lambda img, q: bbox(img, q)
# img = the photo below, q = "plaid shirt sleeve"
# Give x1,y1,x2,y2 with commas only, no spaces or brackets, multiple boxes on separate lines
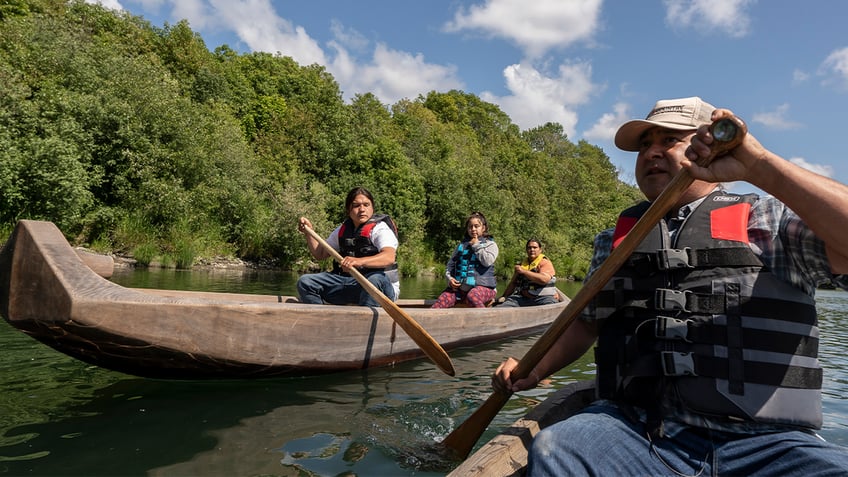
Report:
749,195,846,295
580,228,614,322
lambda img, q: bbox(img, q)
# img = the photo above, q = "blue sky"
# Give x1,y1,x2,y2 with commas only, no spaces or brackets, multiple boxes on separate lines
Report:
87,0,848,193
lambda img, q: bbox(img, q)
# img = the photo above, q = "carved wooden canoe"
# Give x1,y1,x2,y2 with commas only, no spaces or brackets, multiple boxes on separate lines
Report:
447,380,596,477
0,220,571,379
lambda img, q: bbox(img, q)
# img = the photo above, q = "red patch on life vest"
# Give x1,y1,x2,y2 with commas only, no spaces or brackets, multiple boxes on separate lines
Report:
710,203,751,243
338,221,377,239
612,216,638,249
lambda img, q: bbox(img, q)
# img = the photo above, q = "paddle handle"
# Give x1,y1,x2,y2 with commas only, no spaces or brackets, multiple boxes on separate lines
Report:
302,225,456,376
441,115,747,459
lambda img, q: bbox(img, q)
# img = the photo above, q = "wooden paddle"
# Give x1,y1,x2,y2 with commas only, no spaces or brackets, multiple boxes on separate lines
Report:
302,225,456,376
440,115,748,459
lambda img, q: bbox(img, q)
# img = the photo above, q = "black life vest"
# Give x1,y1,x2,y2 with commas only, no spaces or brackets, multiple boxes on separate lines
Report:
594,191,822,429
332,214,399,281
515,254,557,297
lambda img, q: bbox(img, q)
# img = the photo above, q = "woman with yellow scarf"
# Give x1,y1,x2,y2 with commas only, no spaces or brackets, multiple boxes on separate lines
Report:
498,238,560,307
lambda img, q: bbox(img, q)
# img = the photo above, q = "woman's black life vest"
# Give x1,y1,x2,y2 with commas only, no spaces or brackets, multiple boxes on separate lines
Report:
332,214,399,282
593,191,822,430
515,254,557,297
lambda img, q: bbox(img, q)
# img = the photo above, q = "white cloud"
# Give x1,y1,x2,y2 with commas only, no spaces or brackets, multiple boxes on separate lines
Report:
663,0,754,38
790,157,834,178
205,0,326,65
480,60,601,133
325,21,466,102
792,69,810,85
84,0,124,11
583,101,631,143
330,43,464,104
443,0,602,58
170,0,216,29
820,47,848,90
751,103,802,130
329,19,368,53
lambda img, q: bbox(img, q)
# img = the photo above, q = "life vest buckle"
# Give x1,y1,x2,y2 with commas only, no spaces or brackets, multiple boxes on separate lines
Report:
656,248,693,270
661,351,696,376
654,289,691,312
655,316,691,342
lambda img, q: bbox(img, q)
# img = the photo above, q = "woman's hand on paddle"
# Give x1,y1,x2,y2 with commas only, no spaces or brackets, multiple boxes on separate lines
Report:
491,357,538,393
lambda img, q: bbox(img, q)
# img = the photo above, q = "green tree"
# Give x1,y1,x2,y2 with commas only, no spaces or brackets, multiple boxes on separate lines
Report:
0,0,643,280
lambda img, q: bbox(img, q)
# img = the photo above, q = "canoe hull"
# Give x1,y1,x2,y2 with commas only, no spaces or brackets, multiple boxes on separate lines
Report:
1,220,570,379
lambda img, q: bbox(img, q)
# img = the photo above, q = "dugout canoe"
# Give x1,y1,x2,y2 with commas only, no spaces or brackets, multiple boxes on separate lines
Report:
0,220,571,379
447,380,596,477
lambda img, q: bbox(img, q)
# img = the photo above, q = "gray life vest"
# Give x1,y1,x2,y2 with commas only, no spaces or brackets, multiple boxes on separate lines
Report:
450,238,497,289
593,191,822,430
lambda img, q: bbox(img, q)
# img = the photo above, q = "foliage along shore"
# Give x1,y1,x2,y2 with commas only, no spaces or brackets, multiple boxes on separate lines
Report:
0,0,642,280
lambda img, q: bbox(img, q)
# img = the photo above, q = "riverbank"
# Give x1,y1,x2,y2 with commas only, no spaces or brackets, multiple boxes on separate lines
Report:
108,251,444,277
111,252,285,271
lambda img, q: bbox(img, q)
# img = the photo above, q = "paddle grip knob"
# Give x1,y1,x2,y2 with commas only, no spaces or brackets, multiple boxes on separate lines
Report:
699,116,747,167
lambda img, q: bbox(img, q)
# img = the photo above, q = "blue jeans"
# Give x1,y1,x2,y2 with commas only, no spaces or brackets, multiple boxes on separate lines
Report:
296,271,395,307
528,400,848,477
498,294,559,307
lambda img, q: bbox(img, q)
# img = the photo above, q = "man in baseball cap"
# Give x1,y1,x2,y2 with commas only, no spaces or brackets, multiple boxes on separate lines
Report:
492,98,848,476
612,96,720,204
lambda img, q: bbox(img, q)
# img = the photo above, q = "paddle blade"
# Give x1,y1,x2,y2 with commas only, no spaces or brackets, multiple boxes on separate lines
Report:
440,390,512,460
377,293,456,376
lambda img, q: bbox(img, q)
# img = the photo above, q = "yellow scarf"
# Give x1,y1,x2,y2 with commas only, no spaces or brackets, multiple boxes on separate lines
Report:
520,253,545,271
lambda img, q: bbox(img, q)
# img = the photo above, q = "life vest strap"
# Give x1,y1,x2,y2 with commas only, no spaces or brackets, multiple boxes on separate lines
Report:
626,247,761,275
597,289,817,327
626,353,822,389
652,316,818,357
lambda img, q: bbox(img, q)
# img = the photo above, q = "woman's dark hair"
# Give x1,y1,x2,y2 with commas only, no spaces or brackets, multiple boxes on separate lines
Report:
464,211,492,239
526,238,543,250
344,187,375,213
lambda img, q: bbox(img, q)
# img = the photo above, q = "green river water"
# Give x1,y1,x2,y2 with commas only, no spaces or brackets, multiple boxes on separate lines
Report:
1,269,846,476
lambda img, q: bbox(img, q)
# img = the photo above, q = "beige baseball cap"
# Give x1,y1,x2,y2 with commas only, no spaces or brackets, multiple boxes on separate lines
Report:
614,96,716,152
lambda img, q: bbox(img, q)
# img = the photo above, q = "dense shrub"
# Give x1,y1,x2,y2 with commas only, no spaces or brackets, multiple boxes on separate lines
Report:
0,0,641,278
